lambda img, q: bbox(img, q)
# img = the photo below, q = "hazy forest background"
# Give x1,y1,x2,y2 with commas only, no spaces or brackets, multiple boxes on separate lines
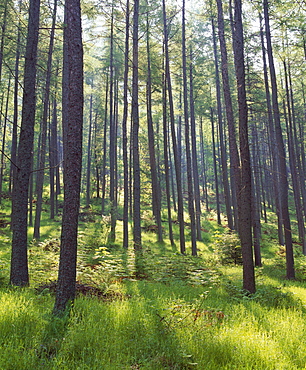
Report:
1,0,306,368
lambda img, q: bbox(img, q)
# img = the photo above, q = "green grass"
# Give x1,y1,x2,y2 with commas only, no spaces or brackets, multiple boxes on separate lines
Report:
1,203,306,369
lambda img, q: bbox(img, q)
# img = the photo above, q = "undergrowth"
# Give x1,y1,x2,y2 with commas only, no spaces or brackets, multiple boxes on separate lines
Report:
0,207,306,369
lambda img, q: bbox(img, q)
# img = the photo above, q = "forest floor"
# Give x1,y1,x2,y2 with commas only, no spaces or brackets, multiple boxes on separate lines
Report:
1,197,306,369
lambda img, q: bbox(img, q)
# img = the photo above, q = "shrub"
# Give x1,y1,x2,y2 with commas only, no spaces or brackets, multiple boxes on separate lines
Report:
213,231,242,265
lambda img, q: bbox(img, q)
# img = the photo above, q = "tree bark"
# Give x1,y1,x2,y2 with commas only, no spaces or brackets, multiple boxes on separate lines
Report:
163,0,185,254
232,0,255,293
263,0,294,279
10,0,40,286
53,0,83,314
132,0,141,250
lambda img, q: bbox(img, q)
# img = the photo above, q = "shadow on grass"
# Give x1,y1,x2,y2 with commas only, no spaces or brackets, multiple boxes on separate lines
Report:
36,308,70,362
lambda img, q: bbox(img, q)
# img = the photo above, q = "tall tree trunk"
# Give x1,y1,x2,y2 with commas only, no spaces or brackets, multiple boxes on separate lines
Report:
211,17,233,230
263,0,295,279
49,96,58,219
10,0,40,286
162,71,175,246
109,6,117,243
216,0,240,231
199,117,209,211
146,6,163,243
9,0,21,195
122,0,130,249
189,46,202,241
211,108,221,225
232,0,255,293
259,13,284,245
182,0,196,255
283,61,306,253
163,0,185,254
101,76,108,215
132,0,141,250
33,0,57,240
86,88,93,208
53,0,83,314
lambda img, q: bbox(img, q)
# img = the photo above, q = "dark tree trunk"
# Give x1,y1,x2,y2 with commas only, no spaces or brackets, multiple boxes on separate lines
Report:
182,0,196,255
232,0,255,293
49,96,58,220
9,3,21,194
101,76,108,215
189,47,202,241
146,7,163,243
263,0,295,280
122,0,130,249
211,17,233,230
33,0,57,240
283,61,306,253
259,13,284,245
211,108,221,225
109,7,117,243
162,71,175,246
163,0,185,254
216,0,240,231
199,117,209,211
132,0,141,250
10,0,40,287
53,0,83,314
86,89,93,208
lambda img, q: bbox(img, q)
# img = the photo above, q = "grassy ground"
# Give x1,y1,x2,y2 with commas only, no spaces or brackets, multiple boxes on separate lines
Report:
1,198,306,369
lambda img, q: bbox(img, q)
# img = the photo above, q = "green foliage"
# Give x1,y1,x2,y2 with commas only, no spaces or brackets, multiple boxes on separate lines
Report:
212,230,242,265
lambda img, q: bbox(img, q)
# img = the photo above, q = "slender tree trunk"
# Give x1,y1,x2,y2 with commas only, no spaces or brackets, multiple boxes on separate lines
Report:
10,0,21,195
49,97,58,219
283,61,306,253
0,79,10,204
132,0,141,250
86,89,93,208
146,7,163,243
53,0,83,314
182,0,196,255
216,0,240,231
189,47,202,241
101,76,108,215
0,0,8,83
162,71,175,246
163,0,185,253
232,0,255,293
211,17,233,230
33,0,57,240
211,108,221,225
200,117,209,211
122,0,130,249
263,0,294,279
259,13,284,245
10,0,40,286
109,6,117,243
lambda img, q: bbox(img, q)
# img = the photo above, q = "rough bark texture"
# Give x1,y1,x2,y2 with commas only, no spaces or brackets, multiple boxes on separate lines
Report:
263,0,295,279
53,0,83,314
232,0,255,293
10,0,40,286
